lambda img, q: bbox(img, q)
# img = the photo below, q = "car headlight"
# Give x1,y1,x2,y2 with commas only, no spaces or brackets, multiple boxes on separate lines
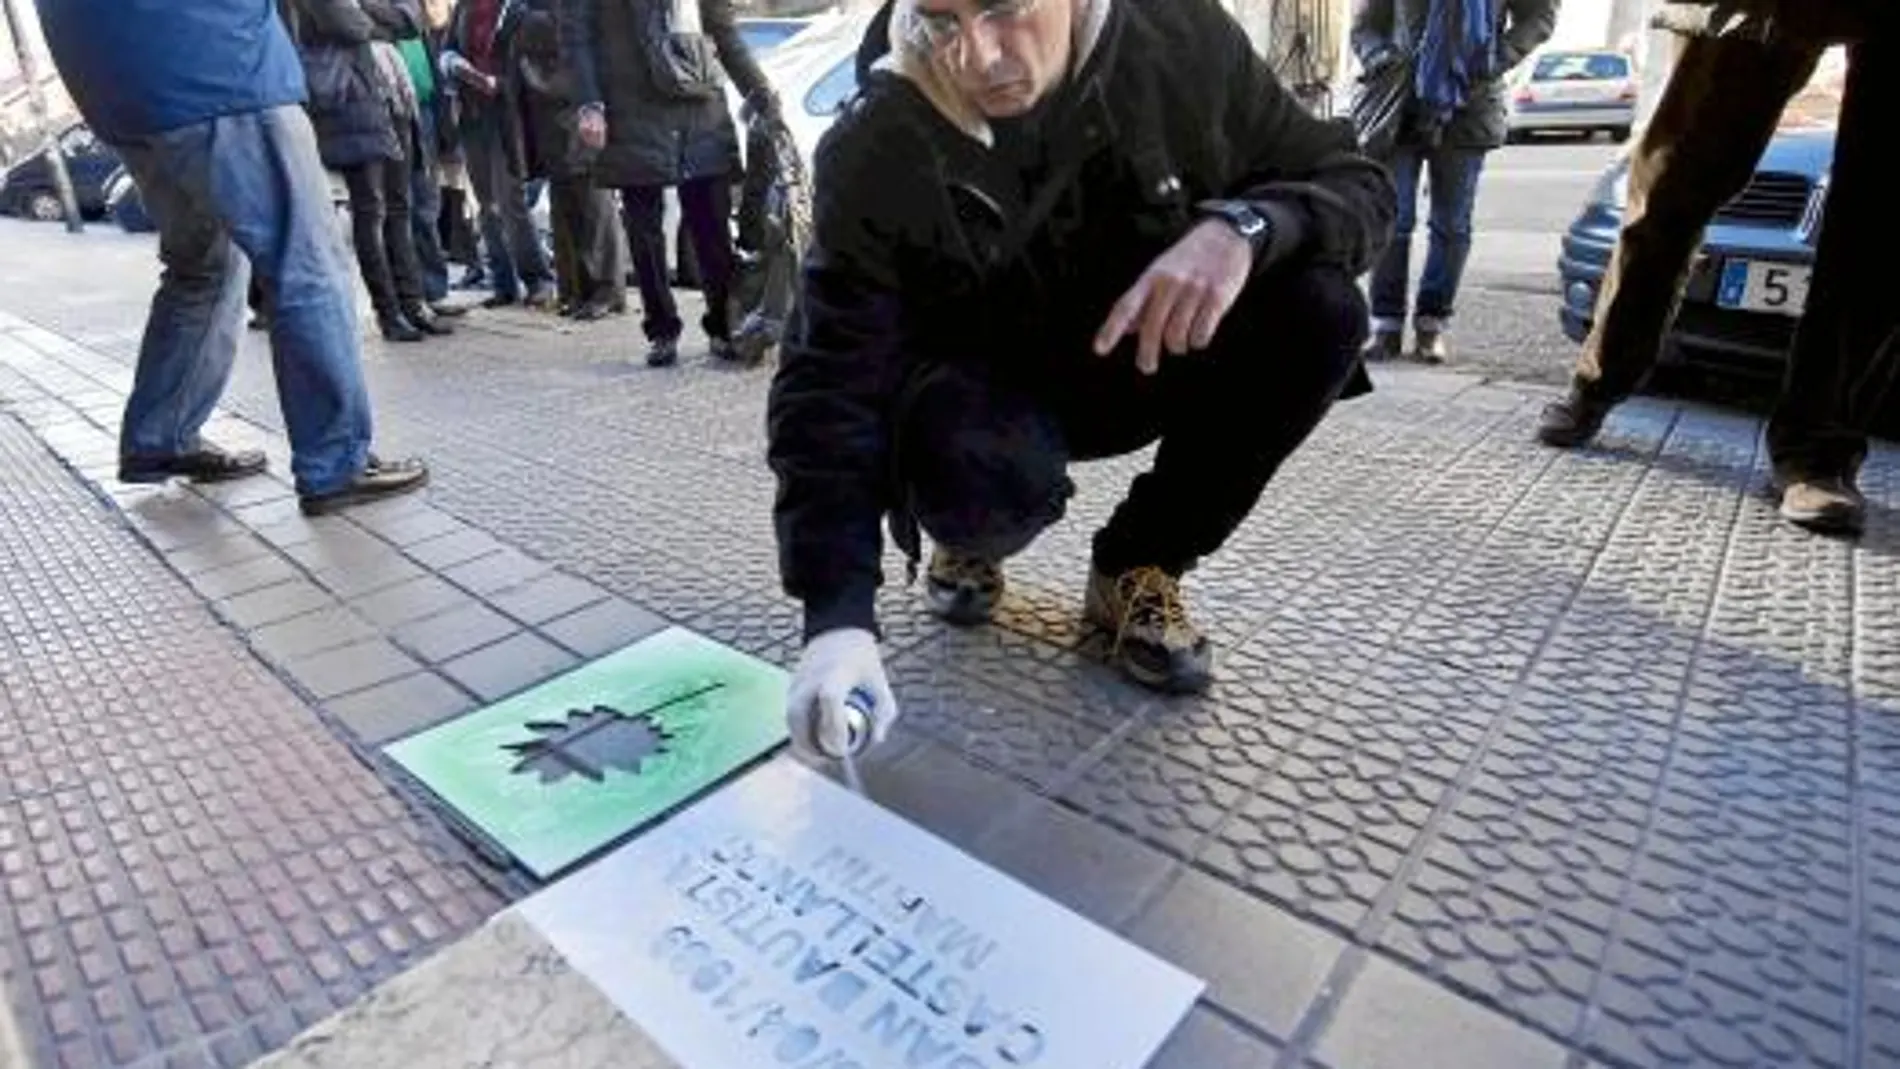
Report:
1589,155,1631,212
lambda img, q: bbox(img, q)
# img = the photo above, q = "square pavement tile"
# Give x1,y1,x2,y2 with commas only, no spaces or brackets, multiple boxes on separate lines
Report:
248,606,379,665
281,639,421,701
842,739,1033,851
970,798,1179,930
1123,867,1347,1041
440,549,553,597
439,632,579,703
391,603,520,664
538,598,668,659
486,572,607,626
308,555,430,601
402,528,507,571
186,555,299,602
1315,954,1567,1069
214,580,336,630
164,533,275,578
324,672,477,745
349,576,471,629
1146,1007,1278,1069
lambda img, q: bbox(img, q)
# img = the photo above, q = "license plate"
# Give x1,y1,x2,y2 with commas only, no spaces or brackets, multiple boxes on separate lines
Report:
1716,259,1811,316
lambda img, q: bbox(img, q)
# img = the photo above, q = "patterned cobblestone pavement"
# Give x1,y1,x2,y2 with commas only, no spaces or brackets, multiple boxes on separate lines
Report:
0,224,1896,1068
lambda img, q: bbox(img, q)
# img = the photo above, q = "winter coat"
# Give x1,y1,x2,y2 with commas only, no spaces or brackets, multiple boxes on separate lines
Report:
35,0,307,142
766,0,1397,639
286,0,418,167
1349,0,1558,152
560,0,773,187
509,6,598,180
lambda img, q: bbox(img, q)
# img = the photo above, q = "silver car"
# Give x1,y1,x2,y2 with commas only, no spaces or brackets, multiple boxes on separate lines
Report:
1506,49,1637,143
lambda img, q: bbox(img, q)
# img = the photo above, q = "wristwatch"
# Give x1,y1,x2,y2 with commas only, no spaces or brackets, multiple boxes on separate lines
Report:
1196,199,1273,258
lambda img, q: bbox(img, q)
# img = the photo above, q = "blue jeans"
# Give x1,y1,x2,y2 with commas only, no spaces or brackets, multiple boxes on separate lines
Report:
1368,145,1487,334
410,108,450,303
112,106,371,496
462,104,551,300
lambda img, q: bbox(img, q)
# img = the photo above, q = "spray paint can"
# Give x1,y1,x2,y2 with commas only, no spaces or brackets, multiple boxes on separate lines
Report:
818,685,876,759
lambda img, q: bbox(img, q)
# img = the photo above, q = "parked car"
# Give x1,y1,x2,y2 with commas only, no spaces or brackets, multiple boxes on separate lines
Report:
0,124,121,221
102,166,155,233
1557,124,1835,378
1507,49,1637,143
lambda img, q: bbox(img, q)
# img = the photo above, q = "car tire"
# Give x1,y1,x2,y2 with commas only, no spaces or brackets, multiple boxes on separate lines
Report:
1610,126,1632,144
26,191,63,222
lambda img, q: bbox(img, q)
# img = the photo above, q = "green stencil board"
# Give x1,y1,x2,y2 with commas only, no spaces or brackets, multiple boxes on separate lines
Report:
384,626,788,878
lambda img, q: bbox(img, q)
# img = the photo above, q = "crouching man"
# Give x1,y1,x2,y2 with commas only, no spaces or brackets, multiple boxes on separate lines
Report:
770,0,1395,754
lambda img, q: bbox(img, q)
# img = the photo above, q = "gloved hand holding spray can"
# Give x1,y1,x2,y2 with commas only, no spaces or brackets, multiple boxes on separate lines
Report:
785,628,898,795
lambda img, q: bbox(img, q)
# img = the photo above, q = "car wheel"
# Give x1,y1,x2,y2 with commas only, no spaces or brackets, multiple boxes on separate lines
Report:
26,191,63,222
1610,126,1632,144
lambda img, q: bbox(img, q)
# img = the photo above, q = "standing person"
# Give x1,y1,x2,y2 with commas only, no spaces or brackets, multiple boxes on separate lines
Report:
1537,1,1896,537
443,0,558,309
769,0,1391,746
1349,0,1556,363
513,4,626,320
32,0,429,515
563,0,779,367
285,0,448,342
398,0,468,315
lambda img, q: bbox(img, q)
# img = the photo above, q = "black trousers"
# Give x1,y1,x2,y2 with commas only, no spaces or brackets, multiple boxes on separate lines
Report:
900,263,1367,575
621,176,735,343
1766,35,1900,482
341,156,426,320
549,176,625,308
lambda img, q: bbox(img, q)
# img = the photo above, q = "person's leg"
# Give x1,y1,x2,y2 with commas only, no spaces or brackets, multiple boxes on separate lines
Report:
342,161,408,334
1541,35,1823,445
549,177,583,311
464,113,523,302
1365,146,1422,356
677,174,738,345
379,148,435,327
110,136,259,479
499,169,553,298
1766,36,1900,534
590,187,629,309
1411,146,1488,362
409,114,451,305
621,184,683,358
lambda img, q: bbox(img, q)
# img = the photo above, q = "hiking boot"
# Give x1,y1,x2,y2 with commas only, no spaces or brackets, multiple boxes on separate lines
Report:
1411,329,1449,365
1363,330,1402,362
1083,565,1214,694
298,455,430,516
120,444,267,485
646,338,680,368
1779,476,1866,537
1536,389,1613,449
925,548,1004,626
378,314,425,343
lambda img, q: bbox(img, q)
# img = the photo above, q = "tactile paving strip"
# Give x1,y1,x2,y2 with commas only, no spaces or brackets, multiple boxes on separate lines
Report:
0,416,504,1069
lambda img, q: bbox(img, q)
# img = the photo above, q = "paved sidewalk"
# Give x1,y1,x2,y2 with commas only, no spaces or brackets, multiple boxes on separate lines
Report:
0,220,1896,1069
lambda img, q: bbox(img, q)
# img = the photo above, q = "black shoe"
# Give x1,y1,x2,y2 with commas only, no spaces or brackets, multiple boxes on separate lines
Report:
556,301,580,318
571,299,615,322
429,302,470,319
1083,566,1214,695
646,338,680,367
1363,330,1402,362
120,444,268,485
298,455,430,516
708,337,741,362
524,284,558,310
1779,476,1867,537
1411,329,1449,365
481,293,521,309
453,270,488,291
247,315,270,332
1536,389,1614,449
925,548,1004,626
404,305,455,336
379,315,425,343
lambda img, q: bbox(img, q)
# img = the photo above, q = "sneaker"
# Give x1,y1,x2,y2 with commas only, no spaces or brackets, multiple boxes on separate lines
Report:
298,455,430,516
524,284,558,310
1363,330,1402,362
646,338,680,368
1536,389,1613,449
1779,476,1866,536
1411,329,1449,365
403,305,455,336
925,548,1004,626
1083,566,1213,694
429,302,470,319
119,444,267,485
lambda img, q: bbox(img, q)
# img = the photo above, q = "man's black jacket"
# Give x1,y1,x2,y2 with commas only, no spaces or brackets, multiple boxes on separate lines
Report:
767,0,1396,641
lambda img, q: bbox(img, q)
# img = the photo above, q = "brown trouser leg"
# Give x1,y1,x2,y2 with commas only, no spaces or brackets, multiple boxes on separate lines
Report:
1571,34,1823,402
1766,35,1900,484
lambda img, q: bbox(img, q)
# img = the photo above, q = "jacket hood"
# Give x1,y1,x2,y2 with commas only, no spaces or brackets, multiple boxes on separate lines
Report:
868,0,1113,148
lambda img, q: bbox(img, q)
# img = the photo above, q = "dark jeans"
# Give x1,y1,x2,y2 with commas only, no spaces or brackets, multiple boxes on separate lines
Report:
341,156,426,321
464,104,551,299
1767,34,1900,482
439,185,481,268
621,176,735,343
409,109,450,303
900,264,1366,575
1368,144,1486,333
550,176,625,308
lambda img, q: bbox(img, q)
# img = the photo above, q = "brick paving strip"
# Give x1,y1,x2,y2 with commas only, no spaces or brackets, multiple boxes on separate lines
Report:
2,288,1897,1069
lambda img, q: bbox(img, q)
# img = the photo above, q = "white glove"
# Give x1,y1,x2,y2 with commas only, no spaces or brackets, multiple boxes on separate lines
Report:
785,628,899,759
